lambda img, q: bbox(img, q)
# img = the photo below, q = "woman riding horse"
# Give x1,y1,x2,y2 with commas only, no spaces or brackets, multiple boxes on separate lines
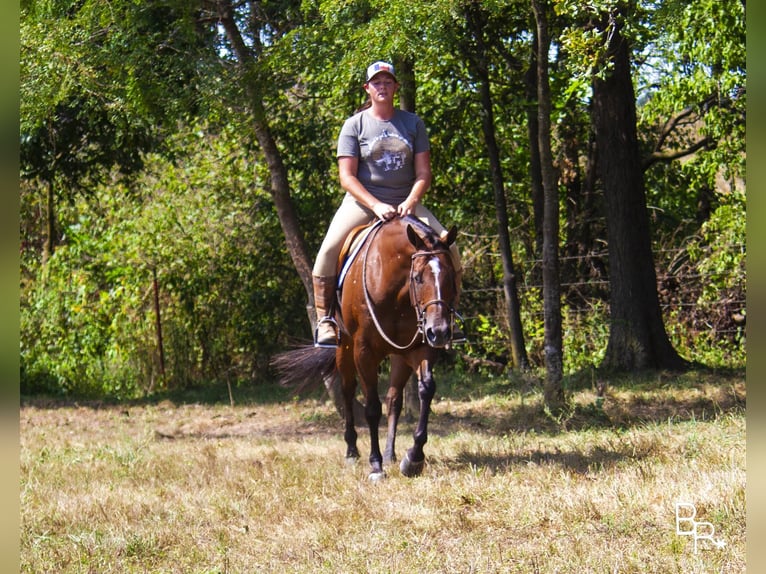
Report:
311,61,464,347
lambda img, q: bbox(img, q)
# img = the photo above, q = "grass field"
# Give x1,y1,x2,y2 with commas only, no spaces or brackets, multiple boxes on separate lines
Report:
20,369,745,573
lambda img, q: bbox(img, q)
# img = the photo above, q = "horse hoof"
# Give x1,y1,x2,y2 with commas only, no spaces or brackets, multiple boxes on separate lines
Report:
368,470,387,482
400,453,425,477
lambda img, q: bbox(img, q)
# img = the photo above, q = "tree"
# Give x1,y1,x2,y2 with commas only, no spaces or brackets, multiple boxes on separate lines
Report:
208,0,369,416
531,0,564,408
589,5,687,371
462,2,530,371
639,0,745,221
20,0,209,262
211,0,314,301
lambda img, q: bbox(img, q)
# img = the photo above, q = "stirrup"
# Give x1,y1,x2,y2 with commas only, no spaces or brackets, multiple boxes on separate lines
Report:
450,312,467,346
314,317,340,348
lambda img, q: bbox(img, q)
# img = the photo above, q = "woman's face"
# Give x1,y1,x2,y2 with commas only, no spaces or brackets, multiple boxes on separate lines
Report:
365,73,398,102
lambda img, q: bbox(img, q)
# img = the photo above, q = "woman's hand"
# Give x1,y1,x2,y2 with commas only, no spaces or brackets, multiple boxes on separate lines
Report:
373,202,397,221
396,198,417,218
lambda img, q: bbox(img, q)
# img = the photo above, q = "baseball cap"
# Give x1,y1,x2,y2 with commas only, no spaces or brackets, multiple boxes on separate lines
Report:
365,61,397,82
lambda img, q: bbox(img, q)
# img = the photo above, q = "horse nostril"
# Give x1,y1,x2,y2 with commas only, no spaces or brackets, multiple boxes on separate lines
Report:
425,325,449,348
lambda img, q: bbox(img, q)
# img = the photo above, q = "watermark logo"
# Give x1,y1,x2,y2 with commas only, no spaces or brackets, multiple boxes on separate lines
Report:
675,502,726,553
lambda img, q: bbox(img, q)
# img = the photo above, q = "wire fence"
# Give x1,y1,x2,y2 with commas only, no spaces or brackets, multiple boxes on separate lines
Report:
460,243,746,338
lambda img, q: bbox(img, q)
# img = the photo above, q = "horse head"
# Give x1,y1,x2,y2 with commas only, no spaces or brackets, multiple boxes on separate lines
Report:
406,221,459,348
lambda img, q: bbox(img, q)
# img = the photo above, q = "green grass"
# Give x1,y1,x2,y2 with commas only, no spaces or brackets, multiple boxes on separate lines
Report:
21,370,745,573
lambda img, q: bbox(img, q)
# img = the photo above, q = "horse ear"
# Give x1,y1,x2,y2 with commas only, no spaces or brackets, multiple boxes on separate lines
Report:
445,225,458,246
407,224,427,250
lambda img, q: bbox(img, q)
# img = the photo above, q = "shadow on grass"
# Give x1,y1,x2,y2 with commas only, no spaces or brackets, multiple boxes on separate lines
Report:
21,367,744,443
20,379,310,411
425,368,745,475
428,366,745,437
443,444,637,475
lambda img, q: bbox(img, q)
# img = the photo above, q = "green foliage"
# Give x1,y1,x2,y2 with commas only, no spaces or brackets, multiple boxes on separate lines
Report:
467,313,510,370
21,218,154,397
463,296,611,378
663,190,746,367
689,192,746,302
21,123,307,397
21,0,211,190
638,0,745,186
20,0,746,397
562,300,609,373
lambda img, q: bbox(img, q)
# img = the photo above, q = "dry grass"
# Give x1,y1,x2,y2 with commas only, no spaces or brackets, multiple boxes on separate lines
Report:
21,372,745,573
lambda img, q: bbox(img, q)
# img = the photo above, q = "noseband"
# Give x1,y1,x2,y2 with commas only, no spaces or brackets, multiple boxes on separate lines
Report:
362,226,456,350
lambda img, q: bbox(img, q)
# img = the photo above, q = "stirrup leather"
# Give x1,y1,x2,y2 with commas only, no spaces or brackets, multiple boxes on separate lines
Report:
314,316,340,348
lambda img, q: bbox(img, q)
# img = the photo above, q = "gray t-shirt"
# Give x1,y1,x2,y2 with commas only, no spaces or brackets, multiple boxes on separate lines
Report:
337,108,430,204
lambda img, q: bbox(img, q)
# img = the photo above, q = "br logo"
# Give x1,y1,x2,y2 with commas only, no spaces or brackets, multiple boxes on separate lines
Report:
675,502,726,553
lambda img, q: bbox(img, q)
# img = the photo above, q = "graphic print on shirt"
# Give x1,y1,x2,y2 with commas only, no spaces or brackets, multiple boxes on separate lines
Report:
369,129,412,172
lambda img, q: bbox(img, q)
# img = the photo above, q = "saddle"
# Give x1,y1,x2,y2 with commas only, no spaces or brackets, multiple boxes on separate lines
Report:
336,220,383,291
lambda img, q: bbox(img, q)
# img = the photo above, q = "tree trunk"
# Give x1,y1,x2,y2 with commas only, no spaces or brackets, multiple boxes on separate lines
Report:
532,0,564,411
43,179,55,265
216,0,313,302
216,0,358,412
591,14,687,372
396,57,416,113
524,53,544,259
466,4,529,371
152,267,166,387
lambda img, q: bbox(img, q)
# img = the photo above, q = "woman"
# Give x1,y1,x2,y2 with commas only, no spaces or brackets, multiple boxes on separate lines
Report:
312,61,463,347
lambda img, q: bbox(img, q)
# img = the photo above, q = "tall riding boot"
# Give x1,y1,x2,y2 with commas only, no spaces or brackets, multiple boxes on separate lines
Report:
313,275,339,348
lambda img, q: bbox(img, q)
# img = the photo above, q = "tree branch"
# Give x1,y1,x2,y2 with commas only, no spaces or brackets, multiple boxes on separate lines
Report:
644,93,728,170
643,136,716,170
653,104,697,152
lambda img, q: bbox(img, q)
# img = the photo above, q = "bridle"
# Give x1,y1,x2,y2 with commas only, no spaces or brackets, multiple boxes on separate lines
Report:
408,249,456,333
362,224,457,350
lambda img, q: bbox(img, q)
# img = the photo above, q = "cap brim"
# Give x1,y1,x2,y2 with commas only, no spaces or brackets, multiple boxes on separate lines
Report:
366,71,397,82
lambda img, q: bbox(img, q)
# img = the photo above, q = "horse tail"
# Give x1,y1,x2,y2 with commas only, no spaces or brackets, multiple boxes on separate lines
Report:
270,344,337,394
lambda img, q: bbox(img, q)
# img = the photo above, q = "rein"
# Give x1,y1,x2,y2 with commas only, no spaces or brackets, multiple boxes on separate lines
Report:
362,223,454,350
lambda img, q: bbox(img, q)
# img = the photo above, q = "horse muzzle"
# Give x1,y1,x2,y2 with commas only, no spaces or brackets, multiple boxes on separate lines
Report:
419,300,454,348
424,322,452,348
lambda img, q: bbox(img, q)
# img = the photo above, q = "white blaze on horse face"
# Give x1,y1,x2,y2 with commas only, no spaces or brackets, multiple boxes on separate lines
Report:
427,259,442,301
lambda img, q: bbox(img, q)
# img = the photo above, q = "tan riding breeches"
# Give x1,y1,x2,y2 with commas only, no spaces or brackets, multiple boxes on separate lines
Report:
312,194,462,277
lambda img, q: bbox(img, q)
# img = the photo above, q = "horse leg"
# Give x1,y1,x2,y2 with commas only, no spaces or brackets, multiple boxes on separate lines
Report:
383,355,412,465
338,349,359,462
356,354,385,480
400,359,436,478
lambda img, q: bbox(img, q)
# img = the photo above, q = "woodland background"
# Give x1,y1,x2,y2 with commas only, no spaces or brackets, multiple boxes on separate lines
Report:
19,0,746,400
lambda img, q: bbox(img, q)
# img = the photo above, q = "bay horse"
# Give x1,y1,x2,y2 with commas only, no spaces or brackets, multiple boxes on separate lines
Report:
273,215,459,480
